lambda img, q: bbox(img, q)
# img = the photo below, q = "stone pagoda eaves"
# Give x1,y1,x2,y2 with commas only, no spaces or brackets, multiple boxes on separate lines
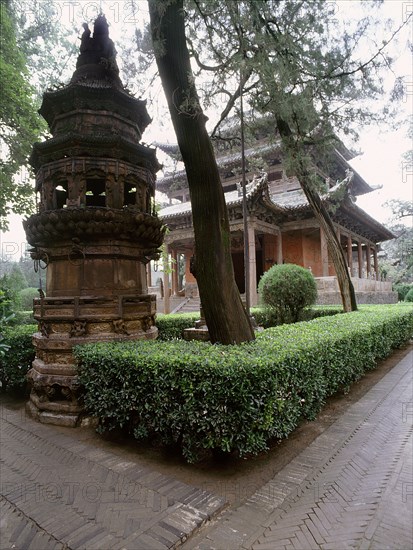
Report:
39,82,152,136
30,132,160,173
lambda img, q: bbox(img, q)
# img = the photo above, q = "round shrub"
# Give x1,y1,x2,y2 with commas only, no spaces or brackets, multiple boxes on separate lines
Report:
258,264,317,323
405,288,413,302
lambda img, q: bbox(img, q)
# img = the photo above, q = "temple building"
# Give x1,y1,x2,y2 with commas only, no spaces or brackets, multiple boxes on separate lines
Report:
155,123,397,310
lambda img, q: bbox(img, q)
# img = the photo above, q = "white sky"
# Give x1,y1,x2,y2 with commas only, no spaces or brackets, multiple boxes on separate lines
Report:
1,0,412,261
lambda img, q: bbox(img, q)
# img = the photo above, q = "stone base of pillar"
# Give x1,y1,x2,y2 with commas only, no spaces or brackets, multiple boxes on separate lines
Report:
26,294,158,427
26,399,81,427
183,327,210,341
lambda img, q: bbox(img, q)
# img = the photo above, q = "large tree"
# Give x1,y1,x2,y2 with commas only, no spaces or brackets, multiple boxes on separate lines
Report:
0,0,76,230
0,1,44,230
148,0,254,343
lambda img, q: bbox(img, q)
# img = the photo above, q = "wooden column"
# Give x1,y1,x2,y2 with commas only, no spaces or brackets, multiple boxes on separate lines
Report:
247,222,258,306
357,241,363,278
163,244,170,314
347,234,353,276
373,246,379,280
366,243,371,278
277,230,283,265
320,227,329,276
171,248,179,296
336,226,341,241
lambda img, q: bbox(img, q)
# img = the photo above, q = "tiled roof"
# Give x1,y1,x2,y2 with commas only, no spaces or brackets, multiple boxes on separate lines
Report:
160,176,267,218
159,176,394,242
157,142,279,188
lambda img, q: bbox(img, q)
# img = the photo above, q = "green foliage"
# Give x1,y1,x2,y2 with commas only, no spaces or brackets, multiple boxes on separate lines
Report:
156,308,341,338
0,1,76,229
75,305,413,463
0,264,29,313
393,283,412,302
0,263,28,292
17,287,38,311
0,324,36,393
0,3,45,228
1,257,46,293
156,312,200,340
380,224,413,284
405,288,413,302
251,305,342,328
258,264,318,323
0,289,13,321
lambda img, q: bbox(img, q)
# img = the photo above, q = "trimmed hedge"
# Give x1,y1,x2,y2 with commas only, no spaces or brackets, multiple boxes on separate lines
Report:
251,305,342,328
393,283,412,302
155,307,342,338
155,312,199,340
405,288,413,302
75,305,413,462
0,324,36,393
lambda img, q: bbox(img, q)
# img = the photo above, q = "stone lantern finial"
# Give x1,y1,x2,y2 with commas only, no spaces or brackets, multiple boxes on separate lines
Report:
74,13,119,81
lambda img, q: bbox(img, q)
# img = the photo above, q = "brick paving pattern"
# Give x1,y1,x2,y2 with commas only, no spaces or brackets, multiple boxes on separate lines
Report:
185,349,413,550
0,406,225,550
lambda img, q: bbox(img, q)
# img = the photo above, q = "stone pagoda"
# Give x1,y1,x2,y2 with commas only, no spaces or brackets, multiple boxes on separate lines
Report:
24,15,165,426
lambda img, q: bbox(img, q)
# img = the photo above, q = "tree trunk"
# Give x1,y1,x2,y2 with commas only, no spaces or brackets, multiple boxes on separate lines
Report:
148,0,254,343
276,118,357,312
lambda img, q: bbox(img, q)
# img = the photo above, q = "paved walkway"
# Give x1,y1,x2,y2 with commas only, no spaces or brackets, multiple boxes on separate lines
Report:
184,349,413,550
0,408,225,549
0,349,412,550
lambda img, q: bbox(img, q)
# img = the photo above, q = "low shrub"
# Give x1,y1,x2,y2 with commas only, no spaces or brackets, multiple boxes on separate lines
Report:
156,312,199,340
0,324,36,393
405,288,413,302
75,305,413,463
258,264,317,323
393,282,412,302
5,310,35,326
251,305,342,328
156,306,340,338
